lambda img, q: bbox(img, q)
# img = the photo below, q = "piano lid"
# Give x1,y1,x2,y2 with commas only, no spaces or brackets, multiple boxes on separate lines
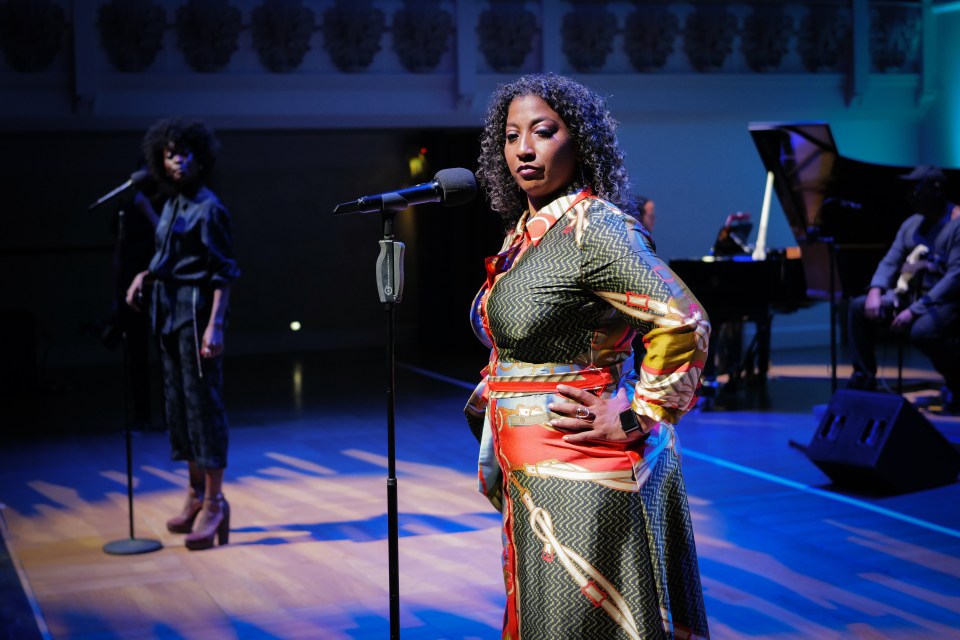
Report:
746,122,960,247
748,122,836,243
748,121,960,299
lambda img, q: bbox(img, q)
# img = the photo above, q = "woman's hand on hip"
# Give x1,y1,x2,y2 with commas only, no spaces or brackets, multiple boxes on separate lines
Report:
549,385,643,443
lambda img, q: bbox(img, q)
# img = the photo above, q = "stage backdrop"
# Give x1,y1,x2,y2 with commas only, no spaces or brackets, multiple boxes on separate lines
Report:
1,0,957,371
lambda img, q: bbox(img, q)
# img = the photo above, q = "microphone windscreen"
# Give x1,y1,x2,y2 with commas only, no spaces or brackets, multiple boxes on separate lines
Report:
435,168,477,207
130,169,150,185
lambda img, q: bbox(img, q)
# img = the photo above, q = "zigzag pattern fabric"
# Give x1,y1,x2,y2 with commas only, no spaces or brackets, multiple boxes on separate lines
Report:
486,198,667,364
506,433,708,639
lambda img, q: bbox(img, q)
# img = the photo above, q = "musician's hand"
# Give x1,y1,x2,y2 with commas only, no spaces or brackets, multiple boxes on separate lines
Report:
864,287,884,321
891,308,915,332
125,270,150,311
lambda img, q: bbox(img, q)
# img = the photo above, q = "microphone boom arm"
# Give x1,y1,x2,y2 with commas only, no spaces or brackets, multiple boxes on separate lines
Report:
88,170,150,212
332,168,476,215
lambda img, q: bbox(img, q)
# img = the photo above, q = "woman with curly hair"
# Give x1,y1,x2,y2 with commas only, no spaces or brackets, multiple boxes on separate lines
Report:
126,117,240,551
464,74,711,639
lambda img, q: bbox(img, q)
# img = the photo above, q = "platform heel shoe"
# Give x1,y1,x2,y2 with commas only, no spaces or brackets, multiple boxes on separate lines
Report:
184,494,230,551
166,485,204,534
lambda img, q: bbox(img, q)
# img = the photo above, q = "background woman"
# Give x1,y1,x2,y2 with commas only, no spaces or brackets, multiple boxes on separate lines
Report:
465,74,711,639
126,118,240,551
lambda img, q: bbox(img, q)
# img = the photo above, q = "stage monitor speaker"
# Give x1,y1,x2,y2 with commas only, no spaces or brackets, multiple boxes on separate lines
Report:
807,389,960,494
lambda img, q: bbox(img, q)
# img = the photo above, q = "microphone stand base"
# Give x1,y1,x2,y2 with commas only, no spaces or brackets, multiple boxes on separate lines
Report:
103,537,163,556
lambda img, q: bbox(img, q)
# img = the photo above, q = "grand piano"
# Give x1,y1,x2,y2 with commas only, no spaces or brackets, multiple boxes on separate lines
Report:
671,121,960,396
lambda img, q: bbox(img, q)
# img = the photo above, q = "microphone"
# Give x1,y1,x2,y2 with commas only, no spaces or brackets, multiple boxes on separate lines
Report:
88,169,150,211
333,167,477,215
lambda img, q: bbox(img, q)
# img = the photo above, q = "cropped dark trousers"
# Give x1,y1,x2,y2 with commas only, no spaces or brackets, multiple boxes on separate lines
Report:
159,325,228,469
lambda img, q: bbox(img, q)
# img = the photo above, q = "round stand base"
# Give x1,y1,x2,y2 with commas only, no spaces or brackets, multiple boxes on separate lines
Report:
103,538,163,555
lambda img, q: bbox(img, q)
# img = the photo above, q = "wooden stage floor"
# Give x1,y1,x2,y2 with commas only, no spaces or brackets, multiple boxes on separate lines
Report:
2,346,959,639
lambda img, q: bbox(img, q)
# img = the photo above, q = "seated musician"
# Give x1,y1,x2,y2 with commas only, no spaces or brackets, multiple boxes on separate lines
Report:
847,165,960,412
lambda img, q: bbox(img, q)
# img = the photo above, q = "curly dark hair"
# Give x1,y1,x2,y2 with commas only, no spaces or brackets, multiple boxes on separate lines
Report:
477,73,637,226
142,117,220,190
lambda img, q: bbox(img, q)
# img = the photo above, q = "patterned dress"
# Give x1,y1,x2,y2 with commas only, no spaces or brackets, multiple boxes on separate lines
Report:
464,185,711,639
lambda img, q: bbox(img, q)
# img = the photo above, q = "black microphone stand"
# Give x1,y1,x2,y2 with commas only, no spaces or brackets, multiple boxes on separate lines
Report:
103,209,162,556
376,209,406,639
334,169,476,638
826,238,838,393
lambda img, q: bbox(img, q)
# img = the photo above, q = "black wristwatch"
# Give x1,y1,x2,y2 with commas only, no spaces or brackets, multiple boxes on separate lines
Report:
619,408,642,435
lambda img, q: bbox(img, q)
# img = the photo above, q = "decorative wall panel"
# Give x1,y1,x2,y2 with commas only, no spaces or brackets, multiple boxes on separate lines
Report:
0,0,934,127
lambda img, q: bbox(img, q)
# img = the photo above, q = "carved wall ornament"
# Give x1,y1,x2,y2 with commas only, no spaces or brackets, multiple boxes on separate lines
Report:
321,0,385,72
97,0,165,73
741,4,792,73
0,0,65,72
561,1,617,73
797,4,851,73
870,5,920,73
392,0,452,73
251,0,315,73
623,3,679,73
176,0,242,73
683,3,737,73
477,0,537,73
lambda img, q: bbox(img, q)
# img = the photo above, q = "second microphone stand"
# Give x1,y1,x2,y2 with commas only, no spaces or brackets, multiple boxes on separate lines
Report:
103,209,162,556
376,210,406,639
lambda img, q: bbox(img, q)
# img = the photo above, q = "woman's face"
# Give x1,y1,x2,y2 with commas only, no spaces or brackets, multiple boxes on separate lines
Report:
163,143,201,185
504,94,578,213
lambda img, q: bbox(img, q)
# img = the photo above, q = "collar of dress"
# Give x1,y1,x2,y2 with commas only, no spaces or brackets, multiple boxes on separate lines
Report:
517,184,595,246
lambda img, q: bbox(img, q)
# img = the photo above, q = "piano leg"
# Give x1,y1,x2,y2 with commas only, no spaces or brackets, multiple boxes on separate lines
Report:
700,316,773,409
718,321,744,392
698,321,744,406
742,315,772,382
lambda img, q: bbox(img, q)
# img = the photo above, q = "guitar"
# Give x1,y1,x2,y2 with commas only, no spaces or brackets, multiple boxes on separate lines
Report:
890,243,929,309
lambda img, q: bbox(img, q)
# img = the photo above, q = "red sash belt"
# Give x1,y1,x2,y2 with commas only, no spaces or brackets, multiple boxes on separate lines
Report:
486,365,617,394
